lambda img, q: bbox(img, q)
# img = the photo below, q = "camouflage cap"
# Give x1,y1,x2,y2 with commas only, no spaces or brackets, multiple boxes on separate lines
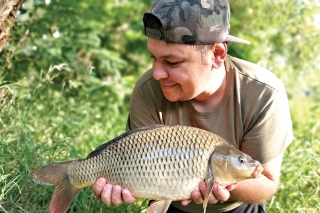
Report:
143,0,250,45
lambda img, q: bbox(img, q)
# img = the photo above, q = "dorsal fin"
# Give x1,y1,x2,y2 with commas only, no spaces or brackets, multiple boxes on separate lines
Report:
87,124,166,158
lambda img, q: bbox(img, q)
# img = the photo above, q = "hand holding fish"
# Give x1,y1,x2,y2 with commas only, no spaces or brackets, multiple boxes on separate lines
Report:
93,178,234,207
181,181,234,206
93,177,136,206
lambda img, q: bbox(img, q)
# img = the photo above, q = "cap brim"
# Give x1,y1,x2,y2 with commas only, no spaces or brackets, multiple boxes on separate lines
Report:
226,35,251,44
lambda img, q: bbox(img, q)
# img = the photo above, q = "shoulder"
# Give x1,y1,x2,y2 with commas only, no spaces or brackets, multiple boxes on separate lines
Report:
135,69,157,88
129,69,166,129
133,69,162,96
131,68,166,109
227,55,285,93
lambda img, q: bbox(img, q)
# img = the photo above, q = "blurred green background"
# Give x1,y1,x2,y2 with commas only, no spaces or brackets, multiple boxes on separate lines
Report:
0,0,319,212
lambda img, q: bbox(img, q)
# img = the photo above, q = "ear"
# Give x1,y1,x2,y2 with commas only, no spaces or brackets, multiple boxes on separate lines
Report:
212,42,227,69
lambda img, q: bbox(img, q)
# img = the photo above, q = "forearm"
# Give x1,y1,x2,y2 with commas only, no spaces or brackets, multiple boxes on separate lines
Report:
230,174,279,203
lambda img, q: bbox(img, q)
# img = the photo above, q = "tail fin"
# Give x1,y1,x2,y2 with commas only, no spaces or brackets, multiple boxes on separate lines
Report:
32,162,80,213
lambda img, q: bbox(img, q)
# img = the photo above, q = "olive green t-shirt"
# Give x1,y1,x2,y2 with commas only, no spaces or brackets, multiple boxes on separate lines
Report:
126,55,294,212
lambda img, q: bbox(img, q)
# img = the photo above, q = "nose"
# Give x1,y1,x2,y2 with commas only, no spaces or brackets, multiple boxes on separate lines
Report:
152,61,168,80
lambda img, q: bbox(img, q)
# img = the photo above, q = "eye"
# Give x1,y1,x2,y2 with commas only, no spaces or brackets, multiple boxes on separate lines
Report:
166,60,180,67
238,156,245,164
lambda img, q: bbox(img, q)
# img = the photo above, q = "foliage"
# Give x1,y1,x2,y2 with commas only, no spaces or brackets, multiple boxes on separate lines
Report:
229,0,320,104
0,0,320,212
1,0,153,82
268,136,320,213
0,64,149,212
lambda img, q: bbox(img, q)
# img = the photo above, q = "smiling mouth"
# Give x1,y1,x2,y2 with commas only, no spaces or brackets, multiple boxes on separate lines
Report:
160,83,177,90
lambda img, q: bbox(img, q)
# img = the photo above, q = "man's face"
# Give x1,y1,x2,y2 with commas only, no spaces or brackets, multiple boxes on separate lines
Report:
147,38,216,102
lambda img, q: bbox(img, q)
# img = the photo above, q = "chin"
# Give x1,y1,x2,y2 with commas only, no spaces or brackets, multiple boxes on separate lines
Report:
165,97,180,102
163,94,179,102
164,94,191,102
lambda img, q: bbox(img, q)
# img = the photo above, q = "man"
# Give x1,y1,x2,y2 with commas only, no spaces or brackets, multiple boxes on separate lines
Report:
93,0,293,212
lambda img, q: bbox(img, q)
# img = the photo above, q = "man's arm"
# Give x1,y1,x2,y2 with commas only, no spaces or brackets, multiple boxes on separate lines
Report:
184,152,283,205
229,153,283,203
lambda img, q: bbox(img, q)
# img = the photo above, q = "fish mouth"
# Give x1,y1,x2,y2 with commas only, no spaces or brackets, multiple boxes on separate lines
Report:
251,164,264,178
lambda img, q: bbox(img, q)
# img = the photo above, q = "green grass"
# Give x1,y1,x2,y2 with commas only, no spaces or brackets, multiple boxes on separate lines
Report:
267,137,320,213
0,66,145,213
0,65,319,213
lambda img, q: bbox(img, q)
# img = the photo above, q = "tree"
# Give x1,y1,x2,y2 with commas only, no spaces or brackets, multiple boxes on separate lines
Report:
0,0,24,51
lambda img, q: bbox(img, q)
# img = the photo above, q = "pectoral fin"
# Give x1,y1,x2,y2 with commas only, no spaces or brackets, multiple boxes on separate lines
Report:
203,178,215,213
147,200,172,213
203,162,216,213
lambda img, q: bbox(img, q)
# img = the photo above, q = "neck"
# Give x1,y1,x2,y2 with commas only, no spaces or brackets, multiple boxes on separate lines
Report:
191,64,227,112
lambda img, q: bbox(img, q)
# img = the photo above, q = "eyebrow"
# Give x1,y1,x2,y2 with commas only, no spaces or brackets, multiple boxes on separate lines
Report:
148,51,182,59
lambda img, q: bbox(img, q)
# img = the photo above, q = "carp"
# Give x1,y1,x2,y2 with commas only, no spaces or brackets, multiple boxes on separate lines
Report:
32,125,263,213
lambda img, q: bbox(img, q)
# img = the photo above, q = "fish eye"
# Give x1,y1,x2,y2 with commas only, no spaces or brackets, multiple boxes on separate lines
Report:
238,156,245,164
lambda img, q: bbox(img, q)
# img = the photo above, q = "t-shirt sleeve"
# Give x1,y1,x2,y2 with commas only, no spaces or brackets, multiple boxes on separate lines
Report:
241,86,294,164
126,76,165,131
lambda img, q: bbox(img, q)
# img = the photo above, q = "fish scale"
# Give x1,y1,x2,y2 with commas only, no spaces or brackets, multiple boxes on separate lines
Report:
32,125,263,213
70,126,214,200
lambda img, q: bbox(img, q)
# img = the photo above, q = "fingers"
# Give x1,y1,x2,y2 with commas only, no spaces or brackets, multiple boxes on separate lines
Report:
110,185,123,206
225,184,235,191
99,183,112,205
122,188,137,203
181,199,192,206
198,181,218,205
92,177,136,206
211,183,232,203
186,182,233,206
191,189,204,204
93,177,107,198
